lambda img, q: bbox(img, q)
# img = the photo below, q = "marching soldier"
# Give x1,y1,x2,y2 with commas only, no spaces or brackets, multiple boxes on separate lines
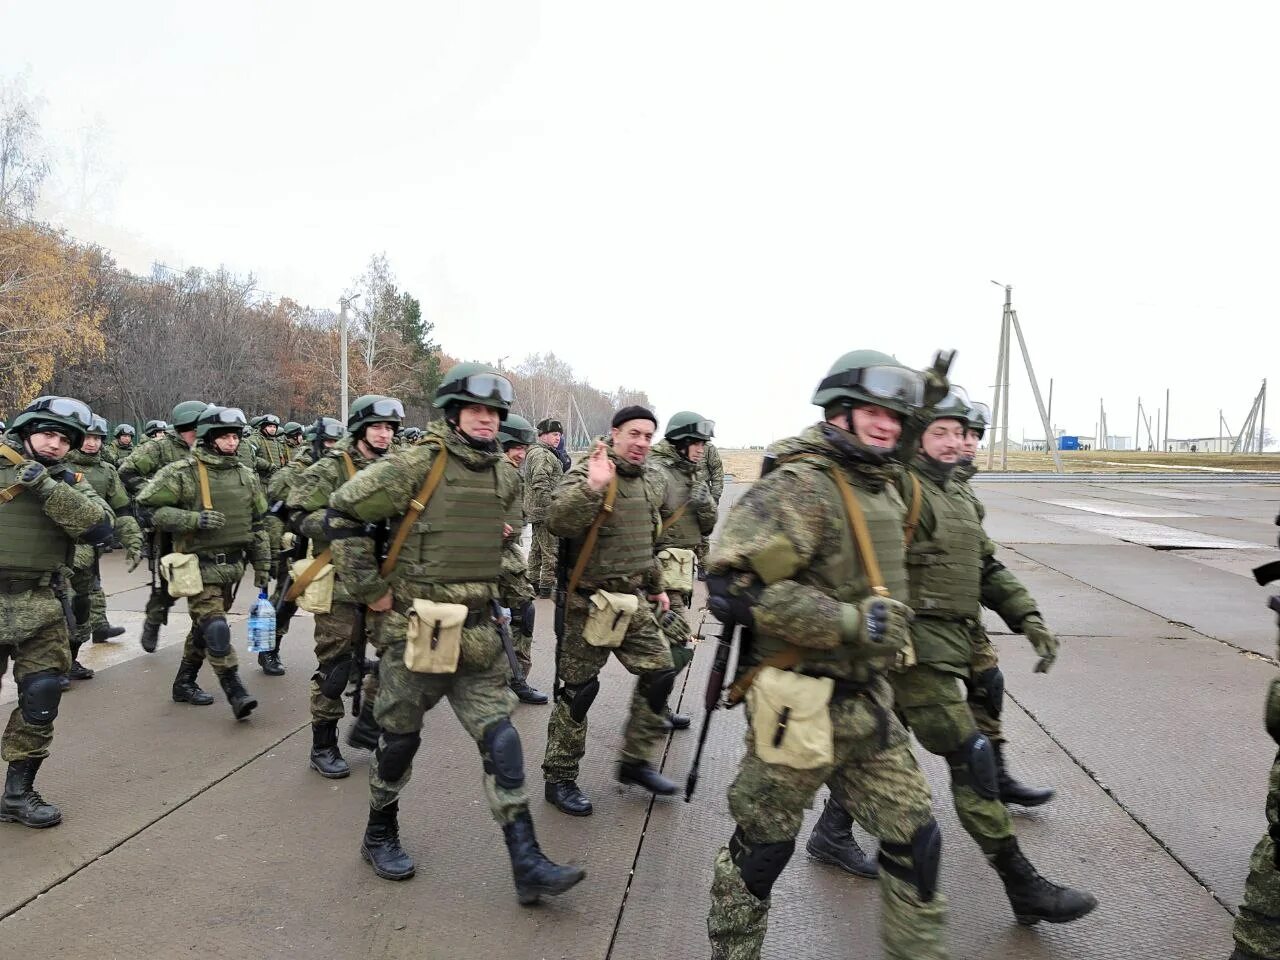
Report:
137,405,270,720
542,406,680,816
0,396,114,829
325,364,583,904
496,414,547,705
524,417,565,598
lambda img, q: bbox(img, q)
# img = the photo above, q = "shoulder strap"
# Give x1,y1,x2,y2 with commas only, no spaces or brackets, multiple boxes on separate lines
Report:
903,472,922,546
194,459,214,510
0,444,25,504
380,442,448,578
659,501,689,535
0,444,23,467
829,469,889,598
566,477,618,596
285,548,333,601
726,646,803,706
340,451,357,480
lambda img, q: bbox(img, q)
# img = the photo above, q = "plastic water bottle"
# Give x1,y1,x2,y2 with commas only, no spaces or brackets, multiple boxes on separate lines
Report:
247,589,276,654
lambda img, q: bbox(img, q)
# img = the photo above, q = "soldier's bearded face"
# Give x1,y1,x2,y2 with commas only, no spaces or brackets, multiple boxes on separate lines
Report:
506,445,527,467
922,419,964,463
458,404,499,441
28,430,71,460
960,430,981,461
849,405,902,450
81,435,103,454
611,420,654,464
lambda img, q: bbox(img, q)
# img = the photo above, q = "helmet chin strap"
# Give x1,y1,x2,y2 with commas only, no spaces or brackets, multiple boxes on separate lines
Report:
23,432,65,467
445,408,498,452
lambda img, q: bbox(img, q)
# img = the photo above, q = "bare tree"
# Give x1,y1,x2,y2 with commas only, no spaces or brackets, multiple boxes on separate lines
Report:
0,72,50,216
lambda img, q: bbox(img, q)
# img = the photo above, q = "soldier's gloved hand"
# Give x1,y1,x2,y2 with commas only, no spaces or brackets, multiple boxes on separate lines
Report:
253,565,271,589
849,595,913,651
1021,613,1058,673
196,509,225,530
17,460,57,497
126,543,143,572
922,350,955,408
1265,678,1280,746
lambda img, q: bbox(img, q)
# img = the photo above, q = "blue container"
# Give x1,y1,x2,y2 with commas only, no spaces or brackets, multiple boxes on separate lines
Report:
1057,436,1081,451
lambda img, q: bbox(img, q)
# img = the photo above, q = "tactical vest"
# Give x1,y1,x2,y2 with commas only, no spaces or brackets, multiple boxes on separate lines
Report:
257,432,289,468
0,459,75,574
905,470,983,620
658,461,702,548
188,462,256,554
587,470,655,581
77,458,113,500
399,454,503,584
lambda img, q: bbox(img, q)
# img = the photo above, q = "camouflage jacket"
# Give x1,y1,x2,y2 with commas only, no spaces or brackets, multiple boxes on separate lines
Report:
286,437,375,605
522,441,564,523
498,456,533,601
106,439,136,466
65,449,143,554
699,441,725,502
118,429,193,498
266,446,319,506
254,429,291,481
649,440,717,550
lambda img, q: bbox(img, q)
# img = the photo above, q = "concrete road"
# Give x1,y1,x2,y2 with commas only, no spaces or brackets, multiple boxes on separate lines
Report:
0,474,1275,959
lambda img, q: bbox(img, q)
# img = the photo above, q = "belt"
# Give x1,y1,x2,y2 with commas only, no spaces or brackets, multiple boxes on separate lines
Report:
197,551,243,566
0,575,52,594
464,608,488,629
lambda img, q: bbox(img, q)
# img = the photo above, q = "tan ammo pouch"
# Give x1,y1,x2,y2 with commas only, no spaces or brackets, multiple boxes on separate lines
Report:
657,547,696,594
404,600,468,673
583,590,639,648
160,552,204,598
746,666,834,770
289,557,335,614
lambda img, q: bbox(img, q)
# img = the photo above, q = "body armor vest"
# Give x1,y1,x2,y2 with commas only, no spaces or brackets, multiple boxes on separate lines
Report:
586,470,655,581
0,455,75,574
905,469,983,620
188,462,255,554
76,458,113,499
400,454,503,584
658,462,702,549
257,432,289,468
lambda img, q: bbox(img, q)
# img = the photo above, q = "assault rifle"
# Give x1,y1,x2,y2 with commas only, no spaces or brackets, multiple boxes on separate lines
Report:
273,527,309,638
685,601,740,802
493,599,526,686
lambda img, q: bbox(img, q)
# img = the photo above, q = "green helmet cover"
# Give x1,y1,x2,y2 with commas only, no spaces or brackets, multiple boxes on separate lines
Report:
434,362,513,416
85,415,109,438
10,396,94,447
144,419,168,435
965,399,991,437
282,421,303,437
347,395,404,434
811,350,925,417
113,423,135,438
665,410,715,442
170,400,208,429
929,385,971,425
498,413,536,448
194,404,248,441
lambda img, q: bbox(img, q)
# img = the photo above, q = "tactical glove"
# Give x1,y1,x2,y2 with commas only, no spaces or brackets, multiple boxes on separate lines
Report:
17,461,58,497
253,566,271,589
922,350,955,408
845,594,913,653
196,510,226,530
126,544,143,573
1021,613,1058,673
1266,678,1280,745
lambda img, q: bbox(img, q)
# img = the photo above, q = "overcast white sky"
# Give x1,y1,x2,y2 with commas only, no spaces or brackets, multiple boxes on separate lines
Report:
4,2,1277,447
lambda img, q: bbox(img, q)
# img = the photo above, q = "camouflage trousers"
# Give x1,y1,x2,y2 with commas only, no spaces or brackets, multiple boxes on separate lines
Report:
500,568,537,679
310,601,381,724
526,524,558,591
665,590,696,673
0,585,72,762
542,592,675,784
966,623,1002,744
144,583,178,628
68,561,110,653
1234,689,1280,958
180,581,240,676
708,677,948,960
891,664,1015,855
370,644,526,825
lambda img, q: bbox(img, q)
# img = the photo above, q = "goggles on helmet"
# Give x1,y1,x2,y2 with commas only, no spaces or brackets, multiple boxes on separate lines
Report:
443,374,514,405
27,396,94,428
815,366,925,408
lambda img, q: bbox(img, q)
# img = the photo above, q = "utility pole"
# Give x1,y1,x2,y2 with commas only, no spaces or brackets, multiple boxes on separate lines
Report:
338,293,361,425
986,282,1062,473
1155,409,1160,453
1260,378,1267,453
1164,387,1170,451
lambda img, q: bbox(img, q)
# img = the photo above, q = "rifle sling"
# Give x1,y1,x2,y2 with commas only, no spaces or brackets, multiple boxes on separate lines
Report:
380,442,447,578
283,453,357,602
659,501,689,535
566,476,618,596
903,472,922,547
0,444,26,503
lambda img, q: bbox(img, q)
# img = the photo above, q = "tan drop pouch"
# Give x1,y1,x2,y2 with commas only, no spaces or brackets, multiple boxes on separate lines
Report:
289,557,335,615
583,590,640,648
404,600,468,673
160,552,204,598
746,666,834,770
657,547,696,594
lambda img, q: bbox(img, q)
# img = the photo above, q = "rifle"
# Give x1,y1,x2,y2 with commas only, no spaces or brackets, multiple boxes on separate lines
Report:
552,536,570,701
685,604,738,802
273,530,309,638
493,599,526,685
54,575,77,637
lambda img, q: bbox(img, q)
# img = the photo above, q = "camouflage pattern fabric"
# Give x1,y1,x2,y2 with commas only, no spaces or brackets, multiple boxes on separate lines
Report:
309,601,370,723
117,430,192,498
179,582,240,675
0,587,72,762
967,623,1002,743
526,523,558,591
700,441,725,503
523,441,564,590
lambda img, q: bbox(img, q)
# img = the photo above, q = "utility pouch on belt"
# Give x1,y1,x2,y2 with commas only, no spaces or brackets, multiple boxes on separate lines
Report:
289,556,335,614
746,665,834,769
657,547,696,594
160,552,204,598
404,599,468,673
583,590,639,648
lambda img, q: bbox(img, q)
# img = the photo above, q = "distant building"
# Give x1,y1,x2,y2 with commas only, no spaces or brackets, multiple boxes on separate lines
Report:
1167,435,1236,453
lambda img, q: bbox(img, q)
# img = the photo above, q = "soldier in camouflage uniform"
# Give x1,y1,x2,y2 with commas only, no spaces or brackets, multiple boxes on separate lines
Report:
524,417,565,598
880,387,1095,926
288,397,402,778
0,396,114,829
106,423,136,466
399,426,423,445
251,414,290,671
542,406,681,816
704,351,948,960
326,364,584,904
650,411,719,729
694,437,725,578
138,405,270,720
282,421,304,450
119,400,207,653
64,416,144,677
496,414,547,705
143,420,167,442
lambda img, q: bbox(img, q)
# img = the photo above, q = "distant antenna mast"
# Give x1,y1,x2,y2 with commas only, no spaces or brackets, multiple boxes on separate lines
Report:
1232,379,1268,453
985,283,1063,473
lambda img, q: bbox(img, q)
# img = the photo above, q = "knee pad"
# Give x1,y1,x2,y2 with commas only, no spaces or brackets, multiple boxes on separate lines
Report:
201,617,232,656
965,666,1004,720
19,670,63,726
728,826,794,902
480,718,525,789
71,594,92,626
515,600,535,638
376,730,421,783
561,677,600,723
315,656,352,700
879,819,942,902
948,732,999,799
638,667,679,714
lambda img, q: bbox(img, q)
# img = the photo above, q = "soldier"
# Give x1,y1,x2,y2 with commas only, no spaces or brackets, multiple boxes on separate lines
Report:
399,426,423,445
703,351,948,960
282,421,304,450
541,406,680,816
650,411,719,729
252,415,291,479
694,434,725,580
64,416,144,675
524,417,566,598
107,423,136,465
496,413,547,705
137,405,270,720
325,364,584,904
880,386,1095,925
0,396,114,829
120,400,207,653
287,397,402,778
144,420,168,442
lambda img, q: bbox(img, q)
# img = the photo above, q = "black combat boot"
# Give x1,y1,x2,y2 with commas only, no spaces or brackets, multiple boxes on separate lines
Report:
361,802,416,880
56,675,71,692
990,838,1098,925
67,659,95,681
545,780,593,816
140,621,161,653
537,584,553,599
617,759,677,796
510,678,549,705
309,721,350,779
502,810,586,904
257,648,285,676
0,759,63,828
172,659,215,705
1231,946,1269,960
217,668,258,720
994,741,1055,807
347,702,381,750
92,623,126,643
805,797,878,879
662,708,691,731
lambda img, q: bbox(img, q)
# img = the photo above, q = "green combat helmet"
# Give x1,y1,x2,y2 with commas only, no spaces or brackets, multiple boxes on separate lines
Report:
665,411,715,443
928,385,971,425
252,414,281,430
170,400,208,430
194,404,248,442
144,419,168,437
11,396,94,448
965,399,991,439
811,350,925,418
282,421,303,438
498,413,536,449
400,426,424,443
347,395,404,434
113,423,136,440
85,415,109,439
434,362,513,419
